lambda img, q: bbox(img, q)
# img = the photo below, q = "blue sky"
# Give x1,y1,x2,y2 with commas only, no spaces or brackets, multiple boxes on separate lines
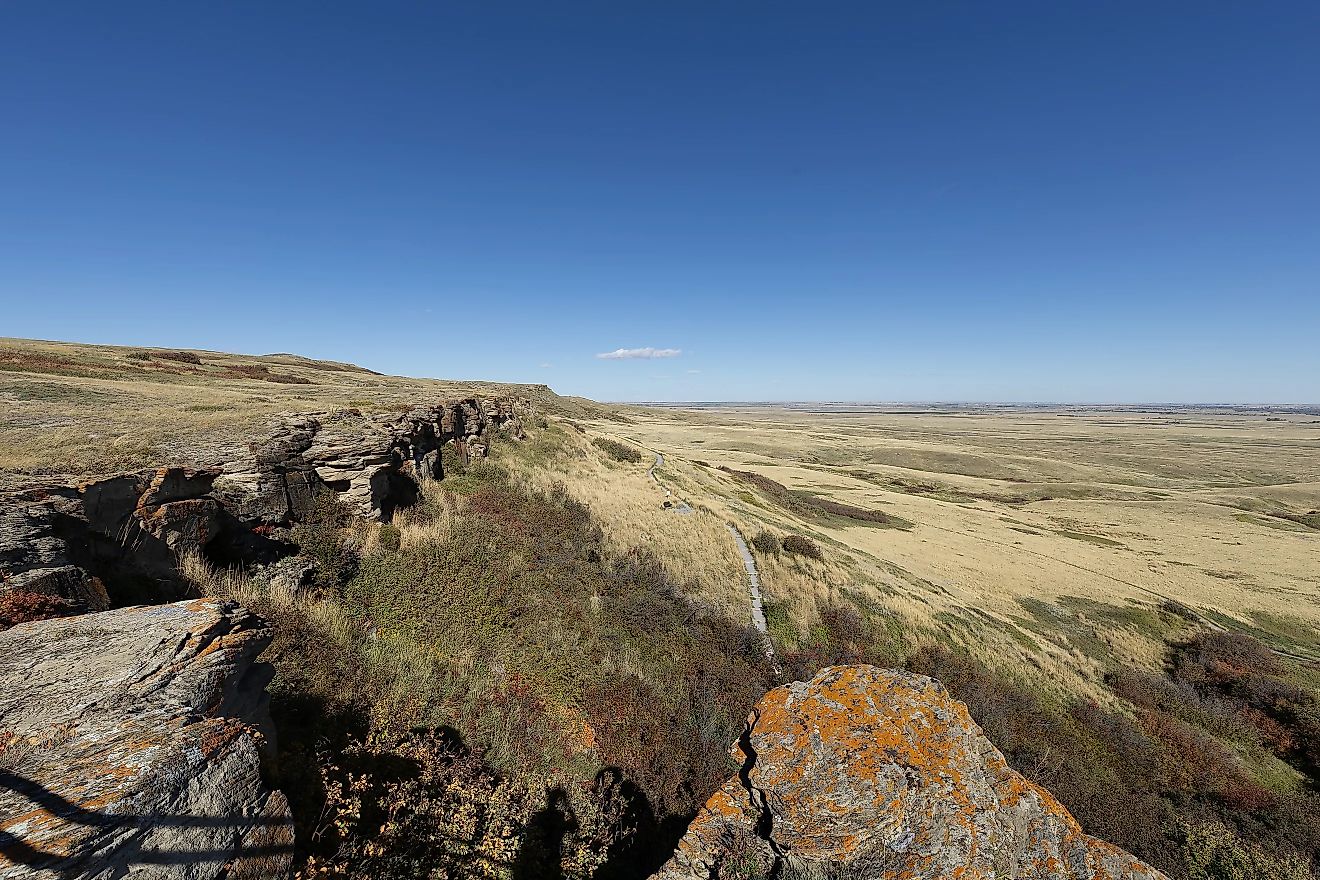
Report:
1,2,1317,402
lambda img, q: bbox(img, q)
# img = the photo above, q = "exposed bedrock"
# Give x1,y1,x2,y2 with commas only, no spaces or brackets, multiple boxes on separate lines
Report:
0,397,527,609
655,665,1169,880
0,599,293,879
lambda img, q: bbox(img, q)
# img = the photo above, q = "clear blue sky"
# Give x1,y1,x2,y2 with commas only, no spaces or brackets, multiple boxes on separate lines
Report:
2,2,1317,402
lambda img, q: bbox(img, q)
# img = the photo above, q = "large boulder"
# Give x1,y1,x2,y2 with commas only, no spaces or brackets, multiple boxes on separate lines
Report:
0,599,293,879
656,665,1168,880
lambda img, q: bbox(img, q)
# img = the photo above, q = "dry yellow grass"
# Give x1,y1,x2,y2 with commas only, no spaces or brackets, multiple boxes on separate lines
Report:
501,423,750,621
588,404,1320,697
0,336,595,479
12,338,1315,700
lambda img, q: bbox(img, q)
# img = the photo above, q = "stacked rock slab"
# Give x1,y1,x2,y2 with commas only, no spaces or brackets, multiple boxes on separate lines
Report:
655,665,1169,880
0,488,111,610
0,398,526,609
0,599,293,879
211,398,524,522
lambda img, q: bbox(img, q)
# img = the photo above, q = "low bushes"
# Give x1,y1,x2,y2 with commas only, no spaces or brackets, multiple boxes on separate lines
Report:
591,437,643,464
228,363,312,384
781,535,822,559
782,602,1320,880
720,467,910,528
298,729,629,879
232,437,771,877
0,589,79,630
750,530,780,555
156,350,202,364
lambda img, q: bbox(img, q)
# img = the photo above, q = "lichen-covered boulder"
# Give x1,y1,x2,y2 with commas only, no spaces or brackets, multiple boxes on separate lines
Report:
656,665,1168,880
0,599,293,879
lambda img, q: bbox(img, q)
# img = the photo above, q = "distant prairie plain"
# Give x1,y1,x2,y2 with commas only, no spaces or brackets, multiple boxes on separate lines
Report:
601,403,1320,672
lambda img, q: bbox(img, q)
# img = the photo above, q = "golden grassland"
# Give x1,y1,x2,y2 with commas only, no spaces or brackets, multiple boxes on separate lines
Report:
5,336,1316,696
589,403,1320,698
500,424,750,620
7,340,1320,878
0,336,600,479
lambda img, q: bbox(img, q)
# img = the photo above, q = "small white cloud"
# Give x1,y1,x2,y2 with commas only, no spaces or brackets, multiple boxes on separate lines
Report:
595,347,682,360
686,369,701,374
539,362,552,368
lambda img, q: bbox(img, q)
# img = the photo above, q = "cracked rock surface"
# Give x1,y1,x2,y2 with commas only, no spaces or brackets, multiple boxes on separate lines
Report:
0,599,293,879
654,665,1169,880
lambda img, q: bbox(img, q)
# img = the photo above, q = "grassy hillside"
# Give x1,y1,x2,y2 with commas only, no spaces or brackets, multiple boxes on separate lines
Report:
600,404,1320,879
0,336,604,479
4,339,1317,879
184,423,773,877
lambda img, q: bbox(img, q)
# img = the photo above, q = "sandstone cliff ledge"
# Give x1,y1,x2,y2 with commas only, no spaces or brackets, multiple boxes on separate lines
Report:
0,397,526,611
656,665,1168,880
0,600,292,879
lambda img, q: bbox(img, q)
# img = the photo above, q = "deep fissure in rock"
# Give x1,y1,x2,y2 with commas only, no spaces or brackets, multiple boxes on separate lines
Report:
735,708,786,878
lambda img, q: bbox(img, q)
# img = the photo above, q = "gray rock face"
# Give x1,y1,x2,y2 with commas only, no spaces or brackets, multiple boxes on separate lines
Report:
214,398,524,522
655,665,1169,880
0,397,527,609
0,489,110,611
0,599,293,879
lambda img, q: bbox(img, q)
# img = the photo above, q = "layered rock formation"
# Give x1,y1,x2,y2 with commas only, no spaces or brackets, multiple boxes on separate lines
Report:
0,398,526,610
0,490,112,611
656,665,1168,880
0,599,293,879
213,397,523,524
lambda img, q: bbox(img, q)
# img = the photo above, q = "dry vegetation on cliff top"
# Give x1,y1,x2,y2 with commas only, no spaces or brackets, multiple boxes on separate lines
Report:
183,429,773,877
0,336,604,479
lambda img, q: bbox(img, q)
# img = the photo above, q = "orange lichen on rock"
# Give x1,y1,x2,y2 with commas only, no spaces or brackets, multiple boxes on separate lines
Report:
0,599,292,879
654,665,1169,880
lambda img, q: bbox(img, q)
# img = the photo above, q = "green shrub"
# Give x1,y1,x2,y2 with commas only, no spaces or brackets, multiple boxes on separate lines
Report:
1179,820,1313,880
377,524,401,553
781,535,822,559
750,531,780,555
592,437,643,464
156,350,202,364
291,492,358,591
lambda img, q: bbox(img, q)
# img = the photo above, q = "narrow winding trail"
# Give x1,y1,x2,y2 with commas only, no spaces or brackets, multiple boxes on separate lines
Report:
726,523,769,635
649,453,693,513
647,449,779,668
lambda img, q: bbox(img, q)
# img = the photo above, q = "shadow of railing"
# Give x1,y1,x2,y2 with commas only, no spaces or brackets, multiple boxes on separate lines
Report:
0,769,293,869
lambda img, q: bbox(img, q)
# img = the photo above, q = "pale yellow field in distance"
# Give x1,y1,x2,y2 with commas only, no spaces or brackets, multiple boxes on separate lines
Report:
596,403,1320,676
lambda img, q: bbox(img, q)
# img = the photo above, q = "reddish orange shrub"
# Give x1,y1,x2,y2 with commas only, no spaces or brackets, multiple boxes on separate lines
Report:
0,590,78,630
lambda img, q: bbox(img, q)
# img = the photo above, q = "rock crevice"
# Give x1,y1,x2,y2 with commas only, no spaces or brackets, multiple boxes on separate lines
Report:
656,665,1169,880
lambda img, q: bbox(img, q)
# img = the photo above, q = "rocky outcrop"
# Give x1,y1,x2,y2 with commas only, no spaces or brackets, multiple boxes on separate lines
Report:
0,398,527,609
213,398,524,523
0,490,111,611
0,599,293,879
656,665,1168,880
